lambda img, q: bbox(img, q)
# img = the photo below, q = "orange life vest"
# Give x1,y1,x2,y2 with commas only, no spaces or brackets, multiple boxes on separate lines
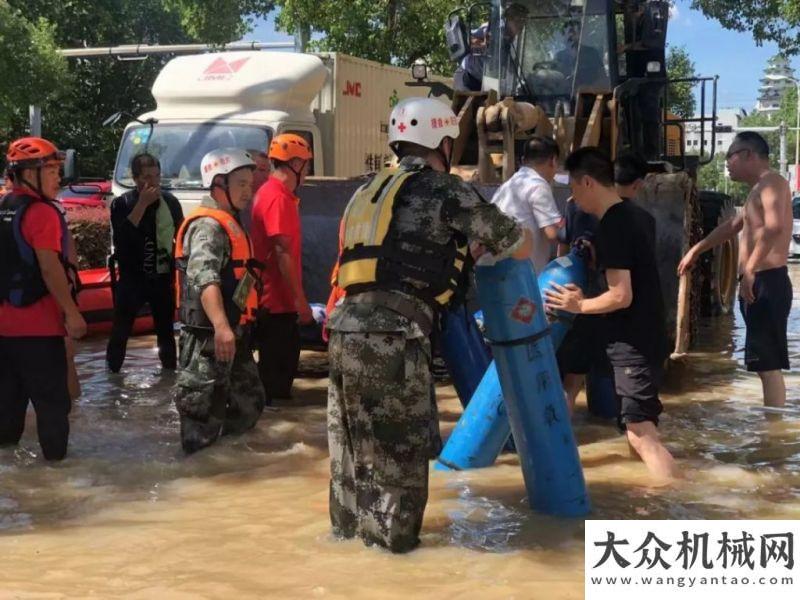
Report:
174,206,260,330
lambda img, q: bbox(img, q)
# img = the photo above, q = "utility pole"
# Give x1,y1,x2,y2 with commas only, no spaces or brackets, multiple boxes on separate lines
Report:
294,25,310,53
780,120,788,180
28,105,42,137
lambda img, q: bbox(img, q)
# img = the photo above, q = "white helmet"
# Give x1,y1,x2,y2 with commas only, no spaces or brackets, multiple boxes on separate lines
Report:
201,148,256,189
388,97,460,152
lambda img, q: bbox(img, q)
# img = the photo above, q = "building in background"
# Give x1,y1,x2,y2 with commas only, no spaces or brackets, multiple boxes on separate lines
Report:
756,55,795,116
684,107,747,156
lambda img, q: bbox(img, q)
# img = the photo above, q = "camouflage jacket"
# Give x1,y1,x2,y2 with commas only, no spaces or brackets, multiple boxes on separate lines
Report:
182,195,233,299
328,156,524,336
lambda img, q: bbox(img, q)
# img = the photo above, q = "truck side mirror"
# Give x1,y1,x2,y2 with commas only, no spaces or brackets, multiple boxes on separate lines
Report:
445,14,469,62
641,0,669,50
62,149,78,185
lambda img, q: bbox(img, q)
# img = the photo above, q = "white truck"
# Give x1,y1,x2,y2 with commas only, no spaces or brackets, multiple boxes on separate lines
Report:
110,50,452,304
111,50,450,210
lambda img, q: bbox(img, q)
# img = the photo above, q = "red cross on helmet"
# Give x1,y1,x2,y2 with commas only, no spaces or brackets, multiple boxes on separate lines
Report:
388,98,460,153
200,148,256,188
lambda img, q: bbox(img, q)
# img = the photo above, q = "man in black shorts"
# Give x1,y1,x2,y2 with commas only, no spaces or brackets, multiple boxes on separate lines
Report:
556,154,648,414
679,132,793,407
546,147,675,481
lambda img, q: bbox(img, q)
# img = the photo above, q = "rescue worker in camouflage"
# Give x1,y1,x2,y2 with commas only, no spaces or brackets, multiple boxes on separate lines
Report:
173,148,265,454
327,97,533,553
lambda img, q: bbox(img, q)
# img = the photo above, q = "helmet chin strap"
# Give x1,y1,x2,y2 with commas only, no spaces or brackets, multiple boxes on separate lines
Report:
18,169,49,200
211,177,239,216
286,160,306,192
437,140,453,173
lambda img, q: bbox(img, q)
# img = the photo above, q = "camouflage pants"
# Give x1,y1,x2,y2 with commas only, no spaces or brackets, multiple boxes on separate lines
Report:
327,330,440,553
175,329,265,454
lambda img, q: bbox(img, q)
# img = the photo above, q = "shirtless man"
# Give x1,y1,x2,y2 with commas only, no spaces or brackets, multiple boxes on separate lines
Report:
678,132,793,407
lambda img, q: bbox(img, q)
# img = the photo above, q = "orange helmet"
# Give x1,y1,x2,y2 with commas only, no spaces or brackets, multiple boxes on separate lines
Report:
268,134,313,162
6,137,65,170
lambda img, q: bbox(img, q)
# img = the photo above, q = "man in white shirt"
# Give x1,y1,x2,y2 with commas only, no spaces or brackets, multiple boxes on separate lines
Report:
491,136,563,273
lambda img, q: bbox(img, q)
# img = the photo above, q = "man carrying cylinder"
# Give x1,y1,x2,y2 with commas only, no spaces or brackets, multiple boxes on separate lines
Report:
327,97,531,553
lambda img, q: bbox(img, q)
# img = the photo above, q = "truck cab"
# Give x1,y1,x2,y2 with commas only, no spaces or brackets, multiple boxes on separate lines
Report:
111,52,327,214
111,51,453,217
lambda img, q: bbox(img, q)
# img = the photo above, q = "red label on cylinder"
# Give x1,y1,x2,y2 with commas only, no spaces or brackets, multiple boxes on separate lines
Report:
510,297,537,324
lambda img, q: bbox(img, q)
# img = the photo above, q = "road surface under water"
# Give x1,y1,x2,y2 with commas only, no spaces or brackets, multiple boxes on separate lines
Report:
1,265,799,599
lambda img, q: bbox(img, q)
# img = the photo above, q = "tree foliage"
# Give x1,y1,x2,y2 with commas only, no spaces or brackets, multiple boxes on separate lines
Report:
0,1,68,136
2,1,274,176
691,0,800,55
666,45,697,119
275,0,459,74
166,0,276,43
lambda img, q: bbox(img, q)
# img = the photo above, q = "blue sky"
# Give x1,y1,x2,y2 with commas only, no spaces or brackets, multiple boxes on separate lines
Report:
666,0,798,110
243,0,795,112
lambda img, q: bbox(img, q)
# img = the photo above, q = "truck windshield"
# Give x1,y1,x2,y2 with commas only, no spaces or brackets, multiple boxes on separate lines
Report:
484,0,611,114
114,123,272,189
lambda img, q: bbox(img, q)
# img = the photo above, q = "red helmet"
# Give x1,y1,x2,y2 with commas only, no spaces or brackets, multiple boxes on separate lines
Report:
6,137,65,171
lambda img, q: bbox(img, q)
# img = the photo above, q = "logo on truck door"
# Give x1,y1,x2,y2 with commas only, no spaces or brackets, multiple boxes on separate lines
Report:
199,57,251,81
343,81,362,97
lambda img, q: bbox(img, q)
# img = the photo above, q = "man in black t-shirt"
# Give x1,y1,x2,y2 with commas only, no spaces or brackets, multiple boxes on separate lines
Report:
545,147,675,482
555,154,649,414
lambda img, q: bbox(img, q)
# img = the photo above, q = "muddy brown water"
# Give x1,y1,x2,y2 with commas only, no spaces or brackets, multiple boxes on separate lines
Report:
2,265,799,599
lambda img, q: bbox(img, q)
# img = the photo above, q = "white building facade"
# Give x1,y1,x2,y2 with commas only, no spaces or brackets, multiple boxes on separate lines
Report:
684,107,746,156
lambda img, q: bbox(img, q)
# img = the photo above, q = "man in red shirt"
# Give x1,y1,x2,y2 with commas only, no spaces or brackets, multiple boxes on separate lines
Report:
0,137,87,461
249,148,271,193
251,134,314,402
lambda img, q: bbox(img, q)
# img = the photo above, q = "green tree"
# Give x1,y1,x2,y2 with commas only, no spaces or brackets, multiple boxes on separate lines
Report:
274,0,459,74
696,152,724,192
691,1,800,55
0,1,68,137
166,0,277,43
3,1,275,176
666,45,697,118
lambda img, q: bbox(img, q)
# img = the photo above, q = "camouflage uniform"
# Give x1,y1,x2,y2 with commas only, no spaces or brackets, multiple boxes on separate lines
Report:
327,156,524,552
175,197,265,454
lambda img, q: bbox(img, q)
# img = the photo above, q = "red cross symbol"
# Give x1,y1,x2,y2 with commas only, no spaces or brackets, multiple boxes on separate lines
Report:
397,122,407,133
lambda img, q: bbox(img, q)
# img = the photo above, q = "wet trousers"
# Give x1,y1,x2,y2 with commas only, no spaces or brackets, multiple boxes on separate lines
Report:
106,274,176,372
0,336,70,460
174,329,265,454
254,311,300,402
327,330,439,553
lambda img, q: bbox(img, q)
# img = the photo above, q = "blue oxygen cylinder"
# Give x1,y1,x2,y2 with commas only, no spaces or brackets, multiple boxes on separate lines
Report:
439,304,492,407
538,252,588,348
436,360,508,470
436,249,588,472
474,257,590,516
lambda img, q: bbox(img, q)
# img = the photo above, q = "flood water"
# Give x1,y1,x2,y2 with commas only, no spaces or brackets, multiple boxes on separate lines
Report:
2,265,800,599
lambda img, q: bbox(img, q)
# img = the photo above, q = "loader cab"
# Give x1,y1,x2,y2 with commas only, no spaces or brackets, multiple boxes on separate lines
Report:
482,0,616,115
447,0,712,168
